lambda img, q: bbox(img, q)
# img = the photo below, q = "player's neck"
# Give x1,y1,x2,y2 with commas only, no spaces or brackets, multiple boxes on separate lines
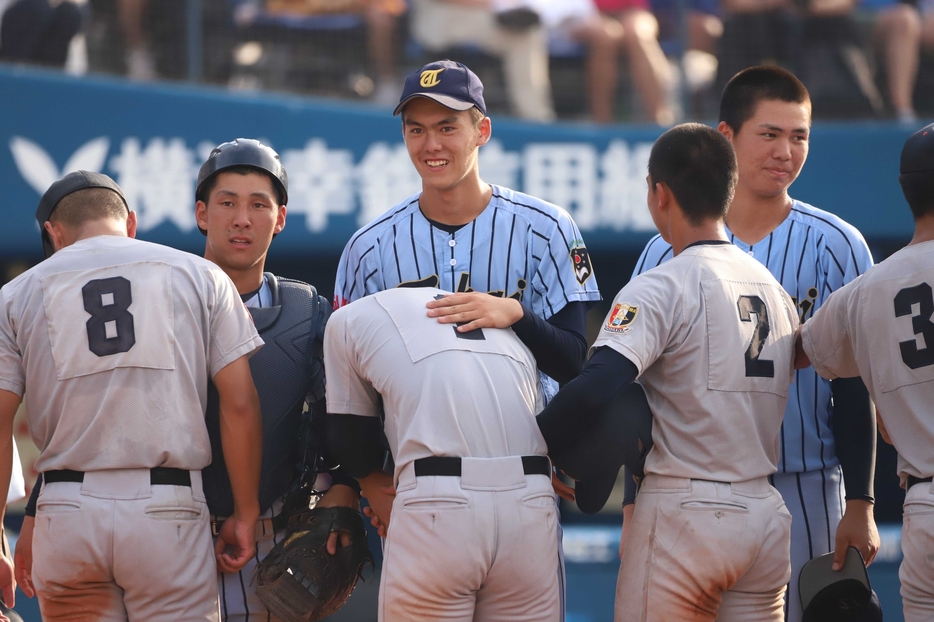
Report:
418,177,493,226
670,220,729,256
205,251,265,295
909,212,934,246
725,189,792,246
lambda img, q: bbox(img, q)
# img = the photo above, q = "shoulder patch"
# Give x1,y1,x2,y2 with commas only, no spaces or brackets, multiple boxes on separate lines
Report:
605,303,638,333
570,247,593,285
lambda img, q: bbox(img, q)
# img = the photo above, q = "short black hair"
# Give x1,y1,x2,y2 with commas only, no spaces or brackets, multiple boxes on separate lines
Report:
648,123,738,226
195,165,285,205
899,172,934,220
720,66,811,134
49,187,128,228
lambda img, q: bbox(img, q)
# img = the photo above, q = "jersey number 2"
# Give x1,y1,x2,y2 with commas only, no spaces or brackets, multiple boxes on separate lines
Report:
894,283,934,369
83,277,136,357
737,295,774,378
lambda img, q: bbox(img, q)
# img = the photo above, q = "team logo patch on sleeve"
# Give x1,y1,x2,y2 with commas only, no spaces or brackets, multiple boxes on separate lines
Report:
570,247,593,285
605,303,638,333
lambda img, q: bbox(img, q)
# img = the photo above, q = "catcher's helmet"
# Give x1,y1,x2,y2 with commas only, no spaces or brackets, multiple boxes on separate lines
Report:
196,138,288,207
548,383,654,514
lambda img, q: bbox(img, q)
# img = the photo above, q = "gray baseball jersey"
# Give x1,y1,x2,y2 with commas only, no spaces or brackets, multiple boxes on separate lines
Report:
0,235,263,473
801,240,934,483
594,242,799,482
324,287,547,475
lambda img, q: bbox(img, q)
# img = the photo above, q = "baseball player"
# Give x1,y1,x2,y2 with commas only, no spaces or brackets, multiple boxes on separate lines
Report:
624,66,879,622
324,286,560,622
539,123,799,621
333,61,600,566
796,123,934,622
194,139,360,621
0,171,264,619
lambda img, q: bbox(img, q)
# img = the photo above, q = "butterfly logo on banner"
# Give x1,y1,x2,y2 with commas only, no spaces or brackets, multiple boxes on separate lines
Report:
9,136,110,195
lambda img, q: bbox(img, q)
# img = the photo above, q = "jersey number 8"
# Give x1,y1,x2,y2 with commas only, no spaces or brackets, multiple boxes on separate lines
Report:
82,276,136,357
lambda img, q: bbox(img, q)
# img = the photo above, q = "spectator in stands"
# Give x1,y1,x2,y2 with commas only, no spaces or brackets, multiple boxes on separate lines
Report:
0,0,81,67
925,0,934,52
408,0,556,122
365,0,406,105
715,0,797,92
563,0,675,124
871,0,920,122
117,0,155,79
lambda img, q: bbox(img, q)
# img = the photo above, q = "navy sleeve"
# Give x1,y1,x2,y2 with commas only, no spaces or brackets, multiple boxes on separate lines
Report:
511,301,588,384
622,470,638,507
537,346,640,451
831,377,876,503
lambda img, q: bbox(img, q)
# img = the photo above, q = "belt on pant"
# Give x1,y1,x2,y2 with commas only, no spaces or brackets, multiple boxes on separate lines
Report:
44,467,191,487
907,475,933,489
413,455,551,477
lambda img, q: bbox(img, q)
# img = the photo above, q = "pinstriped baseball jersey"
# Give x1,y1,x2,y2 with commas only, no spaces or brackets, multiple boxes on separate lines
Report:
597,242,798,482
802,240,934,483
632,199,873,474
334,185,600,401
0,235,263,473
334,185,601,316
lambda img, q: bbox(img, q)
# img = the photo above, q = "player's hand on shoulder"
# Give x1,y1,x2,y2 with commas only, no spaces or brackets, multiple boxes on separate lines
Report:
13,516,33,599
426,292,524,331
214,515,257,573
833,499,880,570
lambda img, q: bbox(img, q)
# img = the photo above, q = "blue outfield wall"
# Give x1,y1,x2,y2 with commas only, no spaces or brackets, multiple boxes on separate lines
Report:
0,64,923,261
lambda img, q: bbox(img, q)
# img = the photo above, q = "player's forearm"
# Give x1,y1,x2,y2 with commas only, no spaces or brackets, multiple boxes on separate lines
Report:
215,358,262,521
830,377,876,503
511,301,588,384
537,347,639,450
0,391,21,517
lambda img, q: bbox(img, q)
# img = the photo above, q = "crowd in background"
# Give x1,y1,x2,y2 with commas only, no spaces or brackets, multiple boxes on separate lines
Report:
0,0,933,124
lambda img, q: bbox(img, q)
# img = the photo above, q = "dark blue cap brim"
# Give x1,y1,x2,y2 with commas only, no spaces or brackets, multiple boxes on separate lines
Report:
393,93,480,116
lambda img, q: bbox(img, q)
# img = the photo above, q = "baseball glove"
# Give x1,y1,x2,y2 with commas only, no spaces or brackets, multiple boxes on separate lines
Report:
254,506,373,622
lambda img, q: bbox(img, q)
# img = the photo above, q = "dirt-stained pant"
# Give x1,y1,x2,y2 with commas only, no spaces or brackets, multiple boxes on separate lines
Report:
379,456,561,622
901,480,934,621
33,469,219,621
616,474,792,622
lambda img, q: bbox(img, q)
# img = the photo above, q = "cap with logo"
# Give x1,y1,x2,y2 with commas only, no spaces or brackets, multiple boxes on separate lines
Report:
901,122,934,175
799,547,883,622
35,171,129,259
393,59,487,117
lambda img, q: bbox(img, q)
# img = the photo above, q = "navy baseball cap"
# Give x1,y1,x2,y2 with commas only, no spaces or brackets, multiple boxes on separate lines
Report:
901,122,934,175
36,171,128,258
393,60,487,117
800,548,884,622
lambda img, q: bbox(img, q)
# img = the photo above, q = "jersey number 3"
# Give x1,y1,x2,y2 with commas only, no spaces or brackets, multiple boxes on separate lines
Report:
894,283,934,369
737,295,774,378
83,277,136,357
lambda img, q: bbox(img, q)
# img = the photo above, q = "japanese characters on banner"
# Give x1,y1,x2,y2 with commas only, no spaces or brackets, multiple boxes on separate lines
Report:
0,66,916,260
8,134,656,241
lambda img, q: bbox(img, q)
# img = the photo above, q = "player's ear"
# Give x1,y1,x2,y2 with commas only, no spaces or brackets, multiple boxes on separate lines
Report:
43,221,66,253
477,116,492,147
717,121,734,142
125,210,138,239
274,205,287,235
195,200,209,231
